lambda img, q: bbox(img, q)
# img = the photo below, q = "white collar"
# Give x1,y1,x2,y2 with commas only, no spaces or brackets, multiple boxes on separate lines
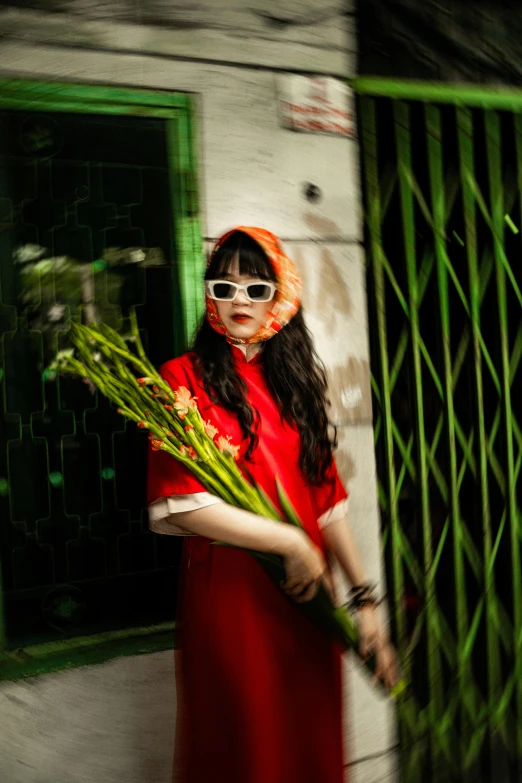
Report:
229,342,264,363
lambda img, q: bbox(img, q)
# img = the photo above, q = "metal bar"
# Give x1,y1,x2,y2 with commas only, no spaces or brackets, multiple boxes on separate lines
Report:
484,110,514,771
0,96,177,119
352,78,522,112
511,113,522,764
0,78,190,110
166,115,189,349
185,96,206,332
457,106,496,773
359,98,424,780
360,96,407,650
425,103,470,773
394,100,443,774
166,113,204,349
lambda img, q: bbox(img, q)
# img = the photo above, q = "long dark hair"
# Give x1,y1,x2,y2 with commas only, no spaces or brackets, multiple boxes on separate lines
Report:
192,230,336,485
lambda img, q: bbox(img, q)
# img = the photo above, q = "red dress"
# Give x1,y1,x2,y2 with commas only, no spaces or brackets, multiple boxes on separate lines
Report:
148,345,348,783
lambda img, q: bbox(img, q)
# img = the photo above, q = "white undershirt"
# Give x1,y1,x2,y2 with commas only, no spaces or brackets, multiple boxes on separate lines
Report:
148,493,348,536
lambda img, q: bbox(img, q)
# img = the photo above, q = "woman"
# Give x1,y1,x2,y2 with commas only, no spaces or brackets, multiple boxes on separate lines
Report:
147,227,397,783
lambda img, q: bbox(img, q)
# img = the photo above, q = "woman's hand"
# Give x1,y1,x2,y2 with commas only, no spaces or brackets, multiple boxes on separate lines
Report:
357,606,400,691
280,528,335,604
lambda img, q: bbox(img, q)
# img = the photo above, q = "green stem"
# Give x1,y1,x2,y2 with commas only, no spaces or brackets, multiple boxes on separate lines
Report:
129,308,154,370
71,323,154,381
48,321,408,702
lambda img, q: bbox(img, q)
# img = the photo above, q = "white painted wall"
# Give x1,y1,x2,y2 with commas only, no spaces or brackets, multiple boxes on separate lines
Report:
292,242,397,783
0,4,397,781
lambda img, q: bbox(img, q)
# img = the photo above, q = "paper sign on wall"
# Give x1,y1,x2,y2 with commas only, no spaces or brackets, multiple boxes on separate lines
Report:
277,75,356,138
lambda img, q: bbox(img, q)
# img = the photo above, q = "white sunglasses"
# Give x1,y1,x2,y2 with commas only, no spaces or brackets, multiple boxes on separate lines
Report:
206,280,276,303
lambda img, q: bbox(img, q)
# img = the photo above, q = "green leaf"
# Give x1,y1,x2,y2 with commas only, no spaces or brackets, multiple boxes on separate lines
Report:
241,464,281,519
275,477,303,528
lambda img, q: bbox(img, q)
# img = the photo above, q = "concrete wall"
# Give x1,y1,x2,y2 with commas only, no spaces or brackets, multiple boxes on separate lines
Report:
0,2,397,781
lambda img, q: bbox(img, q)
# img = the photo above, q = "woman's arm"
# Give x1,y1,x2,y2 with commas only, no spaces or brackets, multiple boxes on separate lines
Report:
168,503,335,602
168,503,296,555
323,515,400,688
321,514,368,587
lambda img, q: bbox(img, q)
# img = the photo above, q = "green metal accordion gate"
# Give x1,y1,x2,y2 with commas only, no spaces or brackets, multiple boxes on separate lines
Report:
356,81,522,783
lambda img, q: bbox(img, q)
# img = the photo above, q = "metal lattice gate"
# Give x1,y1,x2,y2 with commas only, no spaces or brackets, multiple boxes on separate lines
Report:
357,83,522,783
0,82,202,672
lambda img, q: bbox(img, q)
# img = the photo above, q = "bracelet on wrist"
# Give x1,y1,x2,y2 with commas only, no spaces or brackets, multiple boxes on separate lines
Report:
345,583,380,612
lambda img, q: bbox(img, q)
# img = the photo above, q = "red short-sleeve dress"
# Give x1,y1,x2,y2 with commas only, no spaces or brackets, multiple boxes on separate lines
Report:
148,345,348,783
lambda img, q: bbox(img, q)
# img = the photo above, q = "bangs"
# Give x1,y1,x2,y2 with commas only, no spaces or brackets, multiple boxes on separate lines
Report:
206,230,275,281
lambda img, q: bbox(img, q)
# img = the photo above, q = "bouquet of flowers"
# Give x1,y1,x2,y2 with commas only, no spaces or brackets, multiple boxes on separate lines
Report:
47,313,406,700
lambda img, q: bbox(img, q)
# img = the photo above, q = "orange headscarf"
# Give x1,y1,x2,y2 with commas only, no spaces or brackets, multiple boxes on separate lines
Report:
206,227,302,345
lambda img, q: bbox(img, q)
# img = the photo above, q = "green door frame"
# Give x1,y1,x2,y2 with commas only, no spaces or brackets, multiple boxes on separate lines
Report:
0,77,204,681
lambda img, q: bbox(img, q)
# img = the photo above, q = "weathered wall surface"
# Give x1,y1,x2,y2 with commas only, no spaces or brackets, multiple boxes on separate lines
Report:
0,0,355,75
0,3,396,781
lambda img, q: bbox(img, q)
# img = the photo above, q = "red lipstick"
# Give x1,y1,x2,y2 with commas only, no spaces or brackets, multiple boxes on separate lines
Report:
231,315,251,323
